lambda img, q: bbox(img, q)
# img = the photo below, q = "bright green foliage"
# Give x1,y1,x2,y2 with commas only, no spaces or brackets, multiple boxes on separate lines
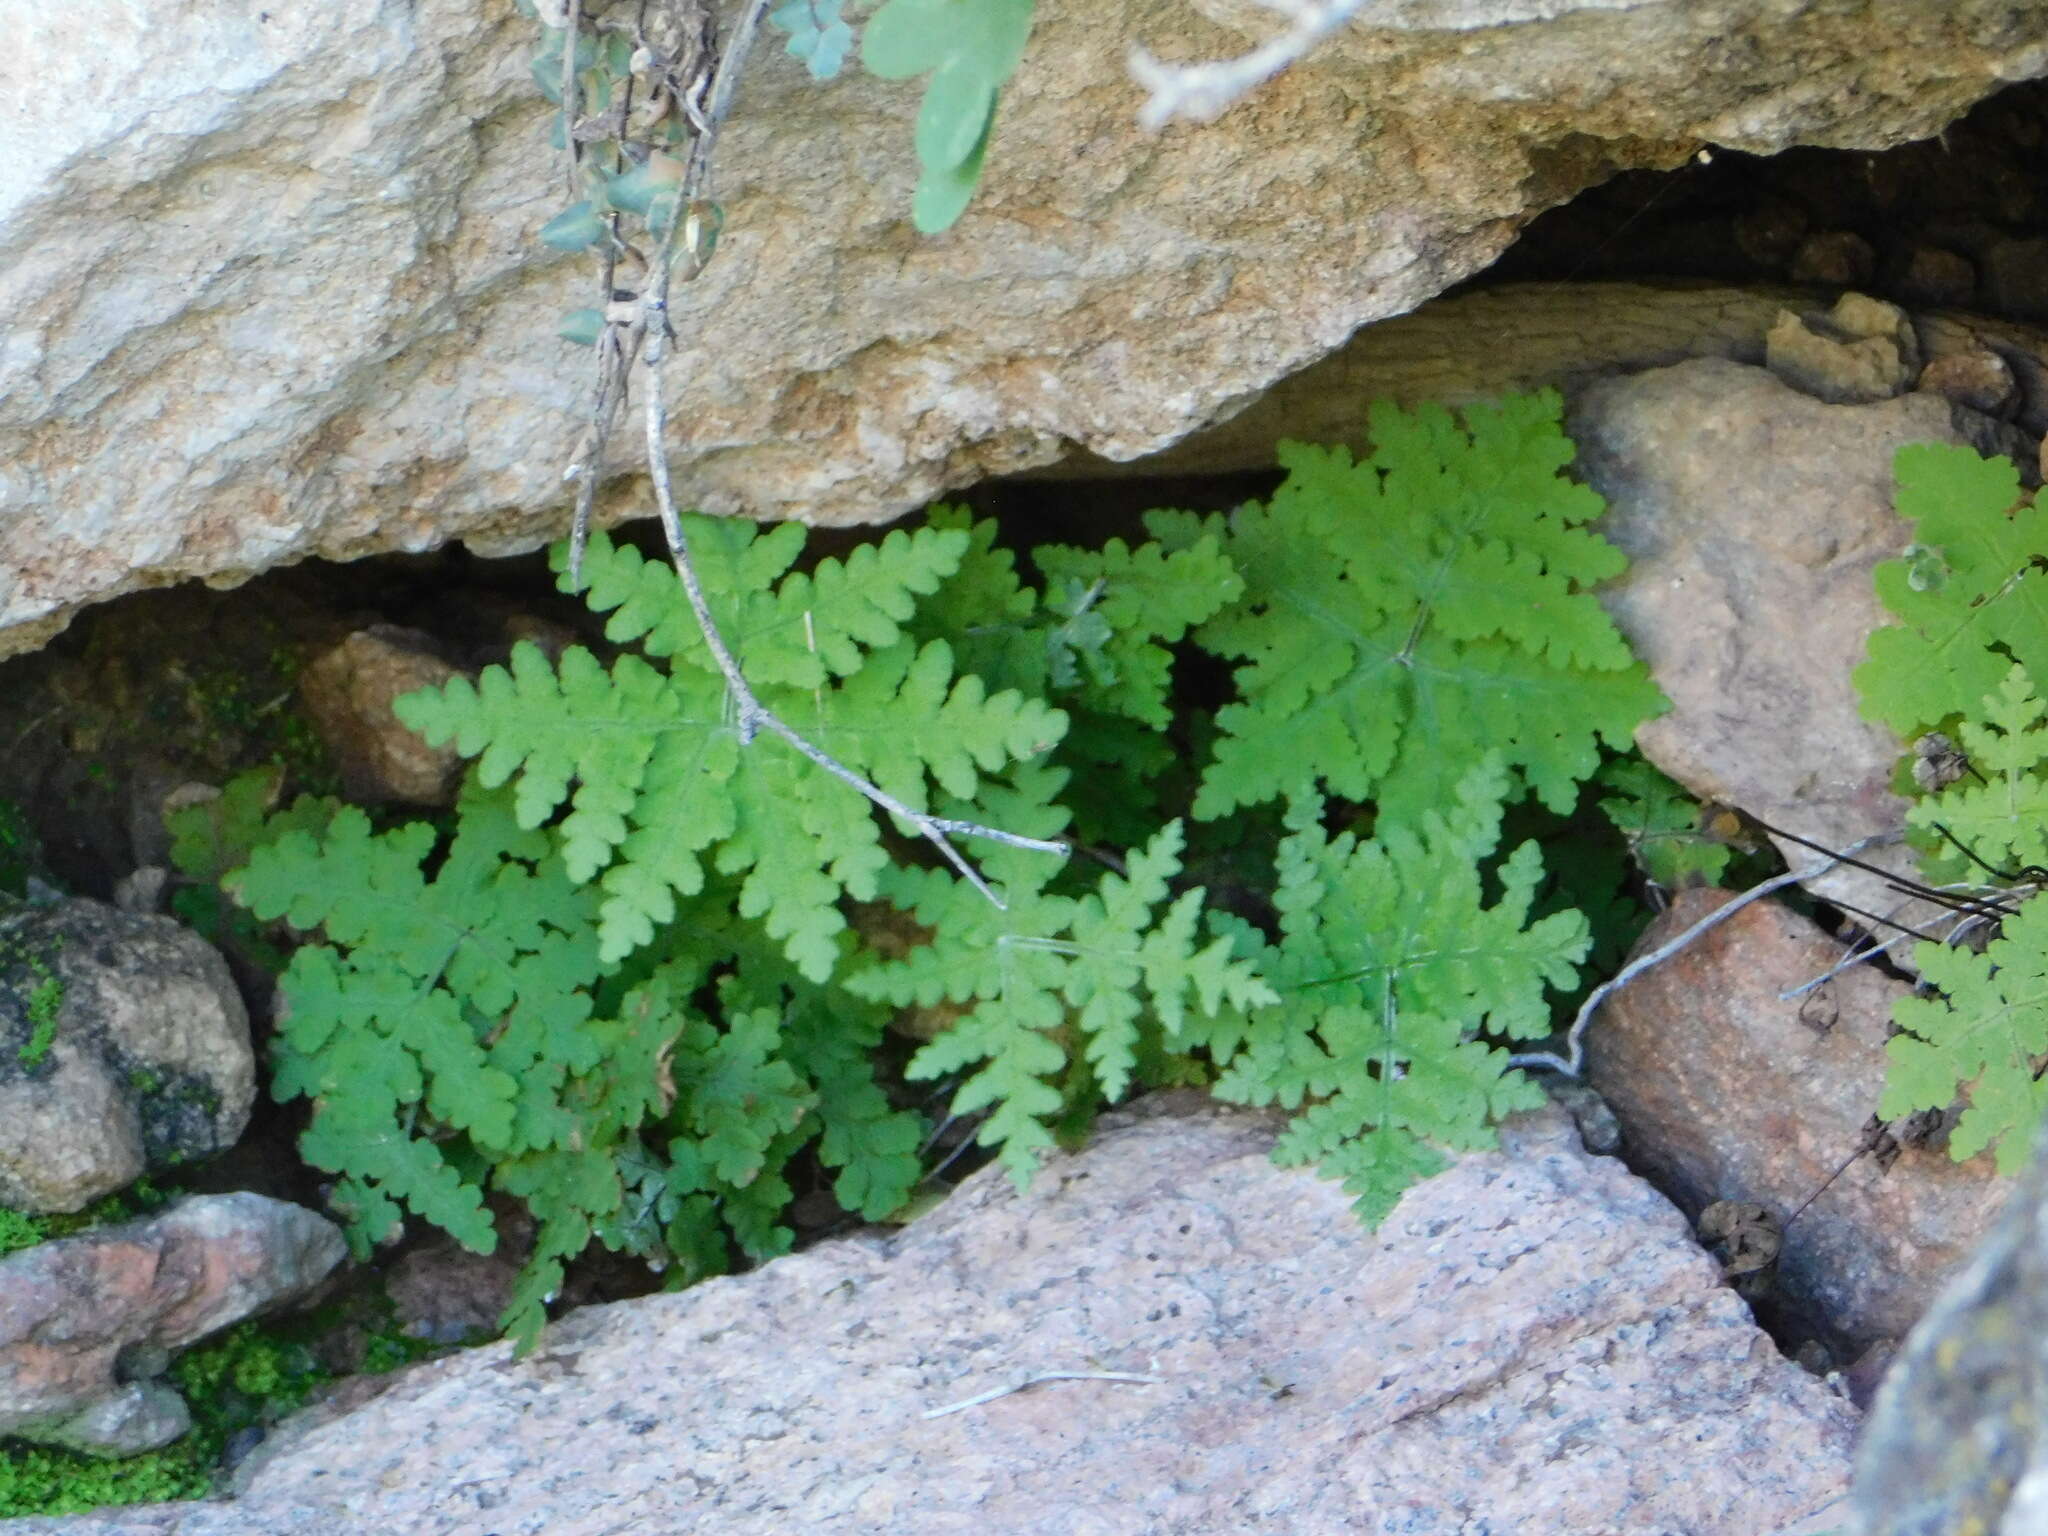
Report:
189,392,1666,1351
849,766,1275,1185
1188,758,1588,1224
1884,890,2048,1174
166,766,343,969
1182,392,1666,824
1877,667,2048,1173
1594,757,1732,889
1033,528,1245,729
397,524,1064,981
909,507,1242,843
1854,443,2048,1169
1856,444,2048,738
862,0,1035,231
232,784,611,1265
1902,665,2048,885
228,775,926,1349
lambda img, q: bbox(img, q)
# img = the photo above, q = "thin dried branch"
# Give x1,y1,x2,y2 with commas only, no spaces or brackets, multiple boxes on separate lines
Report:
922,1370,1164,1420
1506,836,1894,1081
637,329,1071,907
1129,0,1367,130
554,0,1070,907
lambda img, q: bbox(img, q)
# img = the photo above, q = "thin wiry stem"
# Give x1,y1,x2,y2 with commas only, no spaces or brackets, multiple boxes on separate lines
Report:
1506,836,1893,1080
922,1371,1163,1421
638,337,1068,907
557,0,1067,905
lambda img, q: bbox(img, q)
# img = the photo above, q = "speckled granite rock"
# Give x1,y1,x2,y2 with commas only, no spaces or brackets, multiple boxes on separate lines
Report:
0,1194,346,1457
6,0,2046,657
4,1095,1857,1534
0,899,252,1214
1854,1112,2048,1536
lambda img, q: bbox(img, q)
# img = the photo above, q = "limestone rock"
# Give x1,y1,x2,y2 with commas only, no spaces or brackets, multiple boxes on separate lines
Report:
5,0,2046,658
0,900,252,1214
1587,887,2009,1351
0,1193,346,1457
5,1095,1856,1534
1570,356,1964,927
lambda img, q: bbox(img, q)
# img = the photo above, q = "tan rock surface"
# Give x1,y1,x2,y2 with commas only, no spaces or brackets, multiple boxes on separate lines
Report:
1588,888,2010,1350
6,1095,1857,1534
5,1,2045,657
298,626,467,806
1570,356,1966,925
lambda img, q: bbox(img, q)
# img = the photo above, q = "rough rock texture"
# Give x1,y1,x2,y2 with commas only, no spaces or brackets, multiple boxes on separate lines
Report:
0,1194,346,1457
1765,292,1922,404
297,625,467,805
1570,356,1967,925
6,1,2046,659
6,1096,1857,1534
0,900,253,1214
1854,1120,2048,1536
1112,280,2048,480
1588,888,2011,1352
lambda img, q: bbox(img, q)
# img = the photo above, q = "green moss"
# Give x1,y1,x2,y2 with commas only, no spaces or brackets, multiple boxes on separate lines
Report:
0,1319,327,1518
0,801,39,899
0,1208,43,1259
19,974,61,1068
0,1439,215,1517
0,919,64,1070
0,1267,463,1518
0,1181,172,1259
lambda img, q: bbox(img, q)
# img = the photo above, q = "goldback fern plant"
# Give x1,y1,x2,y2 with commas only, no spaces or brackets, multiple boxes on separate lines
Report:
211,391,1670,1348
1854,443,2048,1172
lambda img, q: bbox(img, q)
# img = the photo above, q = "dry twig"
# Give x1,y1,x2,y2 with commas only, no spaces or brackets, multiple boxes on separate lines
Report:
922,1370,1164,1420
1130,0,1368,129
558,0,1069,906
1506,836,1894,1080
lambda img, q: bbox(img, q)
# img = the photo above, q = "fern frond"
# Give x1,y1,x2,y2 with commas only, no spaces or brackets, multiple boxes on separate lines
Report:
1856,444,2048,738
398,526,1066,979
849,773,1273,1185
1189,392,1664,821
1194,760,1583,1224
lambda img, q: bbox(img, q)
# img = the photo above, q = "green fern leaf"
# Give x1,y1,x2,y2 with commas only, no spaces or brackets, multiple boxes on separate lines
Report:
1904,664,2048,883
671,1009,814,1185
849,769,1274,1185
1883,893,2048,1173
1857,444,2048,738
1034,531,1243,728
1189,759,1585,1224
1189,393,1664,821
1594,757,1732,888
398,525,1066,979
229,784,614,1254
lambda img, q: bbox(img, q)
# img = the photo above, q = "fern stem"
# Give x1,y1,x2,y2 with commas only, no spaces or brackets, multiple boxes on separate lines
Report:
579,0,1068,909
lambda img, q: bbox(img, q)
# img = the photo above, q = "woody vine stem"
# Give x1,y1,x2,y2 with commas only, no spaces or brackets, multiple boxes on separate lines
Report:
559,0,1068,907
